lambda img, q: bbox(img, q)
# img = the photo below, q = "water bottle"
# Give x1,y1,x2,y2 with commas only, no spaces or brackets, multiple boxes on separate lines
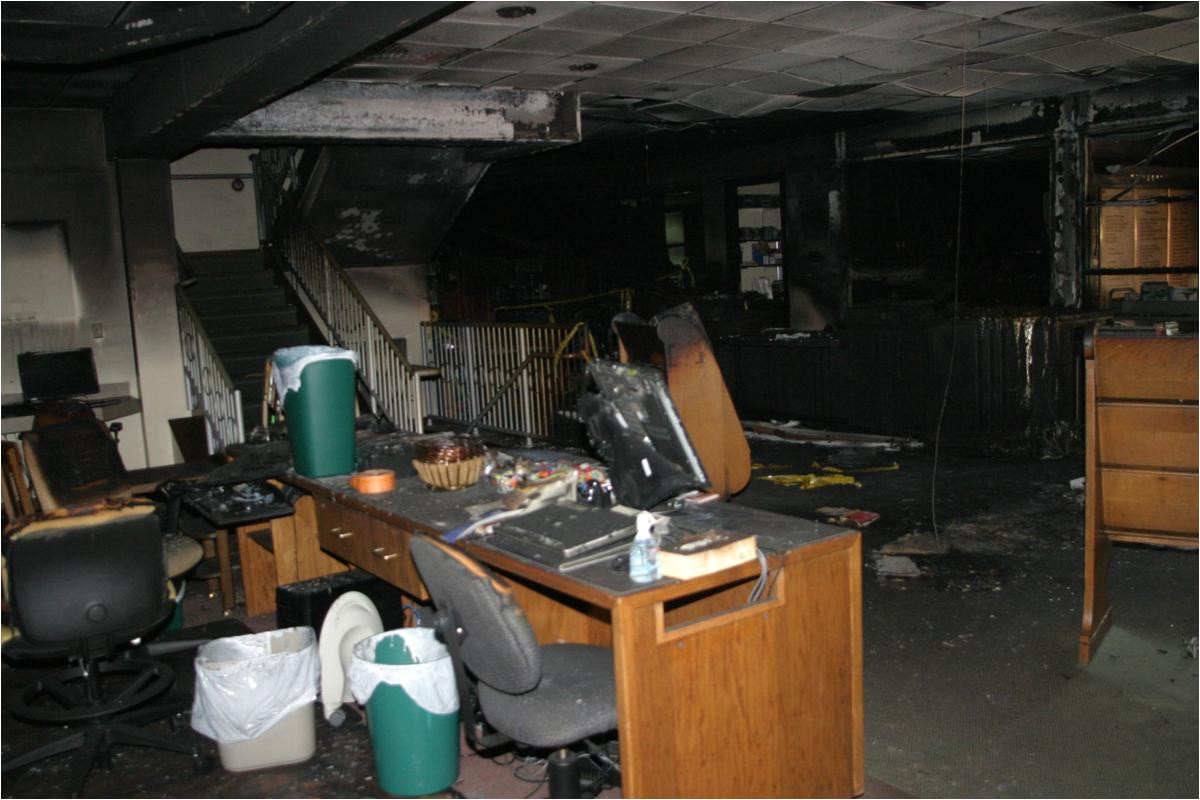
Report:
629,511,660,584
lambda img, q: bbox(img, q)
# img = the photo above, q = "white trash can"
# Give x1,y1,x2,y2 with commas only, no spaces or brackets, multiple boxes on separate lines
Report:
191,626,319,771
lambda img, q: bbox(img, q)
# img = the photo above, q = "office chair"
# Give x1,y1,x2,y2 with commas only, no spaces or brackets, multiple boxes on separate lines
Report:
21,408,131,510
409,536,619,798
2,505,211,797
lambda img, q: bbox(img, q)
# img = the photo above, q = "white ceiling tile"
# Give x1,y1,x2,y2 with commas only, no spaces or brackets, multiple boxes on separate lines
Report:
536,54,641,75
1062,13,1172,38
850,39,961,70
998,3,1141,31
969,30,1089,55
445,3,578,29
736,72,828,94
712,22,826,49
790,57,888,84
899,67,1020,96
682,85,775,114
405,21,520,49
785,32,889,57
1146,3,1200,20
672,66,769,85
658,43,758,65
1033,39,1141,71
570,76,656,95
366,42,471,66
854,9,975,40
419,67,515,86
779,2,915,32
632,15,753,42
864,81,937,97
739,94,806,116
449,49,558,71
919,19,1041,48
494,28,614,54
579,35,688,58
607,59,701,80
1000,73,1093,94
1159,42,1200,63
726,49,826,70
641,101,724,121
936,3,1047,19
636,82,700,100
970,54,1068,74
697,2,827,22
544,5,676,35
491,72,580,89
1111,20,1199,55
600,2,714,12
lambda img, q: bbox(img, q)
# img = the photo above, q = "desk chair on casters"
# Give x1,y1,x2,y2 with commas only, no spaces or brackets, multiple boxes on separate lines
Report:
410,537,619,799
2,506,212,797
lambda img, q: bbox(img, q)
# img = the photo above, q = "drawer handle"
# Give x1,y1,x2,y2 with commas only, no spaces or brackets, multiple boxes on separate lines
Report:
372,547,398,561
336,530,355,539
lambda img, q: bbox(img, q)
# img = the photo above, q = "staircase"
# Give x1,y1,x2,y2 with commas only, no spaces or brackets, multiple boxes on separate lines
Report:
180,249,317,434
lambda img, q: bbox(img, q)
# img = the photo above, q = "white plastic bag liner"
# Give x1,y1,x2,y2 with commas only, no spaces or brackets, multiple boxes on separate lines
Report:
347,629,458,715
191,626,319,744
271,346,358,404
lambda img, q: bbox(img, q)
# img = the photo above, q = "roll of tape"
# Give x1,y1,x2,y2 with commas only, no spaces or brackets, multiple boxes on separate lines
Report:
350,469,396,494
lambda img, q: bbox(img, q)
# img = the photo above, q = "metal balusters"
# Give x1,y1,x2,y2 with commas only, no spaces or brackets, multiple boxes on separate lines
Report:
176,286,244,453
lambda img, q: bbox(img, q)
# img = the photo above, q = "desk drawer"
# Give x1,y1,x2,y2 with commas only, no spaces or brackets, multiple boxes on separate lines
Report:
315,497,427,599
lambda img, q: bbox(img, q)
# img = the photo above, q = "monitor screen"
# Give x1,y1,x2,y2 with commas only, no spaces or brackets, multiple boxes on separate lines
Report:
17,348,101,402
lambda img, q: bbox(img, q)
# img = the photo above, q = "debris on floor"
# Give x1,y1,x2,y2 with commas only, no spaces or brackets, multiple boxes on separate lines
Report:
816,506,880,528
743,420,923,451
1187,637,1198,659
880,531,950,556
760,472,861,489
873,554,923,578
1069,476,1085,491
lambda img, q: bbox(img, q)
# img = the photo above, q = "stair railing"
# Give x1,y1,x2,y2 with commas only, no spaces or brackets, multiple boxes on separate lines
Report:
253,149,432,433
176,284,244,453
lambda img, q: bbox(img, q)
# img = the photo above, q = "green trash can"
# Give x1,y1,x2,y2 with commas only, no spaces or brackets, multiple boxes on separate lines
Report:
271,346,358,477
348,629,460,797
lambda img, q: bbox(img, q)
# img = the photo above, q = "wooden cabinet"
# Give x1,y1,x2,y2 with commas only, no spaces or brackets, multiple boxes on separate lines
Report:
313,493,427,599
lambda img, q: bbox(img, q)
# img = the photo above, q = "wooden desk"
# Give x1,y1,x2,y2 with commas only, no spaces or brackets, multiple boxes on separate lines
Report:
288,473,863,798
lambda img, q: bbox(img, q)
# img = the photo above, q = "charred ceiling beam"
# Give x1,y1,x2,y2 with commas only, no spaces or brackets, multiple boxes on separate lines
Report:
104,2,463,159
208,82,581,145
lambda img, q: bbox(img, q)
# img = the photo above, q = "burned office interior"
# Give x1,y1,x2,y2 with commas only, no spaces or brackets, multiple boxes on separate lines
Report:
1,2,1197,798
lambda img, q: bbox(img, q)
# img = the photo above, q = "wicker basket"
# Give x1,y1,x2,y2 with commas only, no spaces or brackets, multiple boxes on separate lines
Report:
411,456,485,491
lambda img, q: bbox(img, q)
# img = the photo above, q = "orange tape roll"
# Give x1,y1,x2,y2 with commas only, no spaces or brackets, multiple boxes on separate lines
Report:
350,468,396,494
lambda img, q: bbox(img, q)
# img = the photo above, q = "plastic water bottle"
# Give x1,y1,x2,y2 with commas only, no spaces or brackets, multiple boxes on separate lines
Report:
629,511,660,584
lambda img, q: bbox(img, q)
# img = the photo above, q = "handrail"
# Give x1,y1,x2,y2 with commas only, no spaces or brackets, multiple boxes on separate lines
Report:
253,148,431,433
175,284,244,453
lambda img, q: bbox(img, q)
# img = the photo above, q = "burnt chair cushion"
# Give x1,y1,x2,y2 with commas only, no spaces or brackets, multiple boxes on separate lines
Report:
476,642,617,748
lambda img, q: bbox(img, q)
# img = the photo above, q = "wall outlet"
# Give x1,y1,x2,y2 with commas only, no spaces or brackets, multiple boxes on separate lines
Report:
91,322,104,339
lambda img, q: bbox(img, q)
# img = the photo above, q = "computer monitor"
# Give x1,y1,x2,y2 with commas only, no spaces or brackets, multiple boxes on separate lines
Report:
17,348,101,403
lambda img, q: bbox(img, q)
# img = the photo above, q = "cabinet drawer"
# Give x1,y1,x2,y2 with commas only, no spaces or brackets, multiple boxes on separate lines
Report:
315,497,427,599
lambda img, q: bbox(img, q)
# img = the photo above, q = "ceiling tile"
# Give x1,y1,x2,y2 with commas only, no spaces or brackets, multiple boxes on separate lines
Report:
494,28,614,54
682,85,775,114
790,57,888,84
726,49,826,70
640,101,724,122
658,43,758,66
1062,13,1171,38
332,64,429,83
864,81,938,97
850,39,960,70
536,54,640,75
1000,73,1092,95
970,53,1068,74
712,22,826,49
887,95,964,112
672,66,769,86
697,2,828,22
736,72,828,94
607,60,701,80
366,42,471,66
544,5,676,35
1159,42,1199,63
740,94,806,116
785,32,890,57
490,72,580,89
419,67,515,86
600,2,714,13
445,3,578,29
579,35,687,58
1146,3,1200,20
570,76,656,95
632,15,753,42
854,9,975,39
1033,39,1141,71
449,49,558,71
636,82,700,100
970,29,1089,55
899,66,1020,96
998,3,1140,31
778,2,915,32
405,21,519,48
1111,20,1199,55
936,3,1047,19
919,19,1040,48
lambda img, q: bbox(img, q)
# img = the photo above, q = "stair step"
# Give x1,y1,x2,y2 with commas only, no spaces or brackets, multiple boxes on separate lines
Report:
182,249,264,275
210,326,312,357
197,308,300,334
188,272,278,293
189,289,288,315
223,354,271,377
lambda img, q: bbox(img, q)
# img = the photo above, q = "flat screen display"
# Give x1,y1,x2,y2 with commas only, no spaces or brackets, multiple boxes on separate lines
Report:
17,348,100,401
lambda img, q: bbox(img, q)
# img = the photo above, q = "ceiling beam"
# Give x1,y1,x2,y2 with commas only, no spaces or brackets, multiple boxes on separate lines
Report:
104,2,463,159
208,82,580,145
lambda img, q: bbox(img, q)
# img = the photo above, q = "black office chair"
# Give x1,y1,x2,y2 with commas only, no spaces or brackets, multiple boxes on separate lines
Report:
2,505,211,797
409,536,619,798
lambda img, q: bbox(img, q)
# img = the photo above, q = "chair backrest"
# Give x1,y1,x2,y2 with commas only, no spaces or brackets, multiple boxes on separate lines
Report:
410,536,541,694
22,414,129,511
5,506,168,648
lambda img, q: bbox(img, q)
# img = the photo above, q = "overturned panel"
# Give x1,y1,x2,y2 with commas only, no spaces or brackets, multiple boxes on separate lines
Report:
210,82,580,143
